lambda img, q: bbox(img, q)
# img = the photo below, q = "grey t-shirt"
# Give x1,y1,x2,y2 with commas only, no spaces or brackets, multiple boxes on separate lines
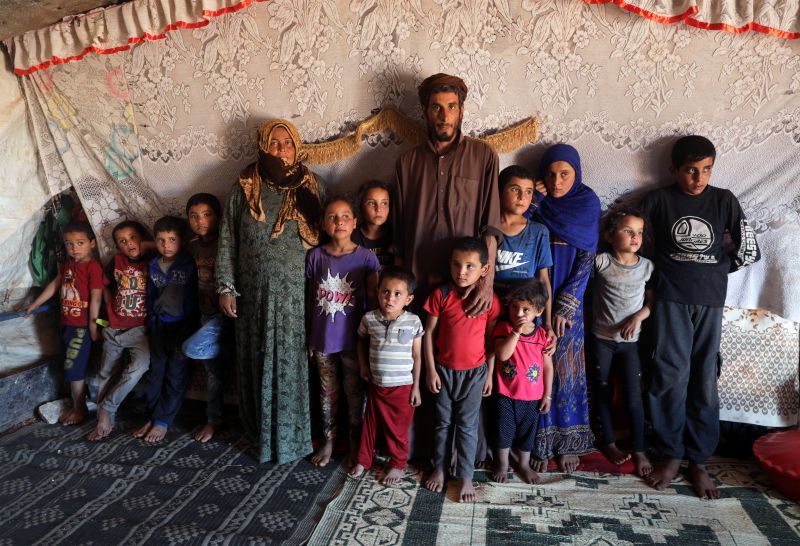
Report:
592,252,654,342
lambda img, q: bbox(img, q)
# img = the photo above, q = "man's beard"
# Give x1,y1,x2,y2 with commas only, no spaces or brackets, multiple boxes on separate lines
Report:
430,124,459,143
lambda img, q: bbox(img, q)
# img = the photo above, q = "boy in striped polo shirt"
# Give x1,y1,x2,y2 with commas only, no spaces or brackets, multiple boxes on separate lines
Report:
349,266,424,485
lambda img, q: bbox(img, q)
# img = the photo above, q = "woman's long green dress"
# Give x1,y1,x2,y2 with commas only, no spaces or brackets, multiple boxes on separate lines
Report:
217,181,311,464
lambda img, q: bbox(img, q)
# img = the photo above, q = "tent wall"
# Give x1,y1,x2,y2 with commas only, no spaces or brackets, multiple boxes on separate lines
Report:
0,0,797,426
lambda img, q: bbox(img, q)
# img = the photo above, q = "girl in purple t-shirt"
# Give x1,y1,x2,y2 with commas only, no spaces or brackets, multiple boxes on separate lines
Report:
306,196,380,467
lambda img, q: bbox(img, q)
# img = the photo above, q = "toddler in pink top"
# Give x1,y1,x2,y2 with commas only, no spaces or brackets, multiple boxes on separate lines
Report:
492,279,553,484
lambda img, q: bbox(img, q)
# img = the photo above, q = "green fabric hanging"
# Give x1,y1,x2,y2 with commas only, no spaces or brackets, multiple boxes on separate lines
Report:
30,194,73,286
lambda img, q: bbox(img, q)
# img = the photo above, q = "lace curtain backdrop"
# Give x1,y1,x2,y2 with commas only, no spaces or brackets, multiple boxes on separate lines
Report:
7,0,800,425
21,54,164,256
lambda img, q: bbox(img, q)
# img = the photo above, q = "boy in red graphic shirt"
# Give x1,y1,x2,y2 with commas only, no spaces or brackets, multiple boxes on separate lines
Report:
26,221,103,425
87,220,153,441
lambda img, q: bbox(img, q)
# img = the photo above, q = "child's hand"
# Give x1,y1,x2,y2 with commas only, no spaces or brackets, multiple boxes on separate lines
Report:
410,386,422,407
535,180,548,195
619,316,641,341
89,323,99,342
219,294,237,318
543,327,557,355
23,304,37,318
359,365,371,383
426,370,441,394
482,375,493,397
512,314,530,332
539,396,551,414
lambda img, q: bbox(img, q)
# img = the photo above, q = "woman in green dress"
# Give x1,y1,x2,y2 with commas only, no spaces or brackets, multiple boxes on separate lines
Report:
217,119,323,463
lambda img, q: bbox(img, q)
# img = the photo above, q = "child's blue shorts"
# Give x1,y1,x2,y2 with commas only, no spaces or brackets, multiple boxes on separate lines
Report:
495,394,540,452
62,326,92,381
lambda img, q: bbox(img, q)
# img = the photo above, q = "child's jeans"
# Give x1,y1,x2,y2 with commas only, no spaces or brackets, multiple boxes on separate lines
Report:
312,351,365,442
182,314,231,423
96,326,150,416
182,314,225,359
433,362,487,480
146,319,191,427
590,335,645,452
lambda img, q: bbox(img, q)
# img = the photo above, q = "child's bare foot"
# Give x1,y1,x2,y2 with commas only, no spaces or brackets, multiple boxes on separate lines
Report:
86,407,113,441
349,463,366,478
557,454,580,473
311,439,334,467
530,458,549,472
646,458,681,490
458,478,476,503
132,422,152,438
601,443,631,466
193,421,221,443
689,463,720,500
381,467,404,485
492,447,511,483
144,424,167,443
424,468,445,492
516,465,541,484
60,403,87,425
632,451,653,477
491,461,509,483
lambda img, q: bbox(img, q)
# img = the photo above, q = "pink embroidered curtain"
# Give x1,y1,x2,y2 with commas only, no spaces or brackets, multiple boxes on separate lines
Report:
5,0,270,76
4,0,800,77
586,0,800,38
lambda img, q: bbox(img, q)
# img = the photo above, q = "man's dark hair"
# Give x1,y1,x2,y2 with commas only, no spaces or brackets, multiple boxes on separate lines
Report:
186,193,222,217
63,220,95,241
426,84,466,106
418,74,469,108
112,220,151,242
153,216,187,240
499,165,535,193
451,236,488,266
671,135,716,168
379,265,417,294
504,278,549,310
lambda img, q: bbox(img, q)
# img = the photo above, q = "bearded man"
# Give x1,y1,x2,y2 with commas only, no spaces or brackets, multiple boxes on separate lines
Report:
393,73,502,315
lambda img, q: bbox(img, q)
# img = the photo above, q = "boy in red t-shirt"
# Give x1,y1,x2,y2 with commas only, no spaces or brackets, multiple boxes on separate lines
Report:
423,237,501,503
26,221,103,425
87,220,152,441
491,279,553,484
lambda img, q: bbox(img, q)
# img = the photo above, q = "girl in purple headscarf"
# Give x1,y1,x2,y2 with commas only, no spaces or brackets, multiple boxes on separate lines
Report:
527,143,600,472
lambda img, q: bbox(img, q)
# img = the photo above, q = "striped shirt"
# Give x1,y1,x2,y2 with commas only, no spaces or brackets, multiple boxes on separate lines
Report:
357,310,424,387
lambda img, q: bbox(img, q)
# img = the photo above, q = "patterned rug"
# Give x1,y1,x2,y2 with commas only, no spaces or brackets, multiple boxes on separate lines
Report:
309,460,800,545
0,413,346,545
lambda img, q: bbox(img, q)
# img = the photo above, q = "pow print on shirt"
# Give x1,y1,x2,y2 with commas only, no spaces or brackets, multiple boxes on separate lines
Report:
316,269,354,323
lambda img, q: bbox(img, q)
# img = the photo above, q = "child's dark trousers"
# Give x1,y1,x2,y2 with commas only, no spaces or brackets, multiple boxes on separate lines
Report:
146,318,191,426
648,300,722,464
